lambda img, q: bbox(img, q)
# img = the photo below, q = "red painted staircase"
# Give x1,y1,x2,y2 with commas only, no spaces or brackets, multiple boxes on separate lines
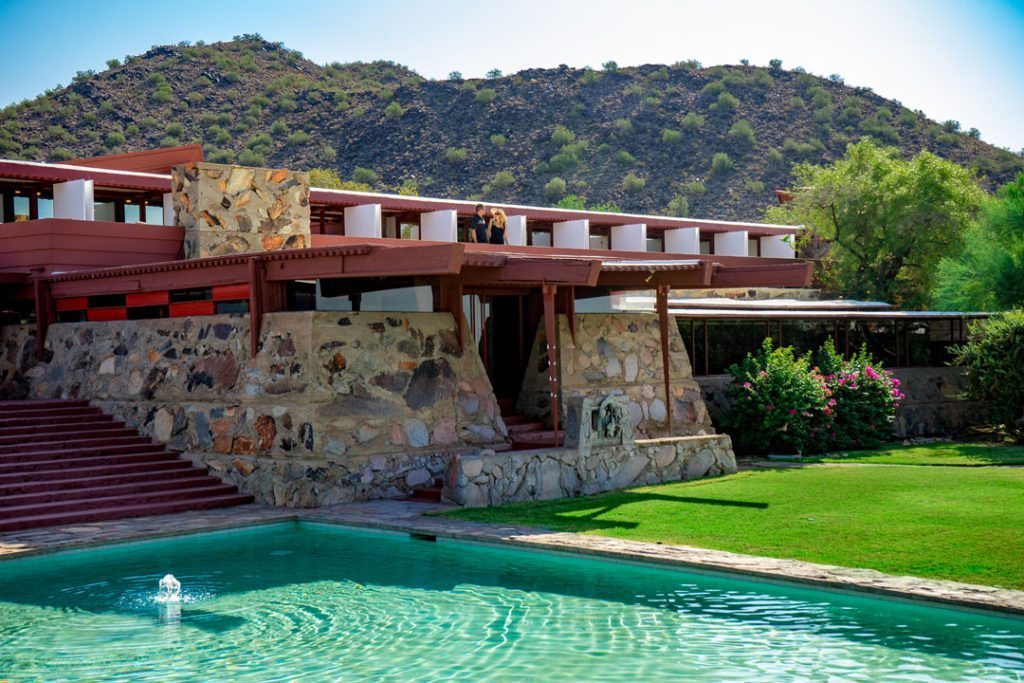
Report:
498,399,563,451
0,399,253,532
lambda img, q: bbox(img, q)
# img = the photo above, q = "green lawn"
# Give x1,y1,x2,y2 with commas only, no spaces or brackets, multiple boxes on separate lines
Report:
811,441,1024,466
444,465,1024,589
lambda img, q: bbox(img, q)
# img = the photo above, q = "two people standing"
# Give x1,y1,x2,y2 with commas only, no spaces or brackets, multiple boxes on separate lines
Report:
469,204,508,245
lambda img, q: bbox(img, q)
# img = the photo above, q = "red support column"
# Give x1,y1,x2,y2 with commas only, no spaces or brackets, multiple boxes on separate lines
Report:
657,284,673,436
542,283,561,447
557,286,577,346
248,257,264,358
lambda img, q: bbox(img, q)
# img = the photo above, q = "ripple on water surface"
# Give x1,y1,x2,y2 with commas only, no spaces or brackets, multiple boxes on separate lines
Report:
0,522,1022,682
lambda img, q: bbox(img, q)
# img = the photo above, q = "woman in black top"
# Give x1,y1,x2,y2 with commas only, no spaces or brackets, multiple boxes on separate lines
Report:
488,208,508,245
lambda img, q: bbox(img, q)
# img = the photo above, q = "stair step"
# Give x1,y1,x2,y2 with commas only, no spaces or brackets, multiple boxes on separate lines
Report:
510,430,564,450
406,484,443,503
0,451,179,474
0,443,167,464
0,423,129,442
0,400,254,530
0,470,213,497
506,421,547,434
0,482,237,514
0,413,114,429
0,399,92,412
0,434,151,455
501,414,535,426
0,406,105,421
0,458,192,485
0,494,255,533
1,477,222,507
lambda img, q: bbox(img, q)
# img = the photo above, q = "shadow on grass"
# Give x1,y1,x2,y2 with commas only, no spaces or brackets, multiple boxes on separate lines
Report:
538,491,768,532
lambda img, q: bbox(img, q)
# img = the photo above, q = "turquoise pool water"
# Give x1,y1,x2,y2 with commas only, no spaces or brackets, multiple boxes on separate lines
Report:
0,522,1022,681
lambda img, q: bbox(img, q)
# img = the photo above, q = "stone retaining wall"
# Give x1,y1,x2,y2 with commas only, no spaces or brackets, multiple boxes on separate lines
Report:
517,313,713,438
6,312,506,505
698,367,977,439
0,324,37,399
444,434,736,507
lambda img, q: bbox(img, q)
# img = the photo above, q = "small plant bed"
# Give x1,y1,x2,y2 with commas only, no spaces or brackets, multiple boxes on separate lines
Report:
444,465,1024,589
808,441,1024,466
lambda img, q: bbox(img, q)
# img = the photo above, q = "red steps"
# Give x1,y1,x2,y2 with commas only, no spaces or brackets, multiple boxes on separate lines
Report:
0,399,252,532
496,400,564,450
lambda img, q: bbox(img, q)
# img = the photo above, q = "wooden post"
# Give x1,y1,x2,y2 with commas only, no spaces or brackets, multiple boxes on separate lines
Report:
657,284,673,436
542,283,561,447
437,275,464,350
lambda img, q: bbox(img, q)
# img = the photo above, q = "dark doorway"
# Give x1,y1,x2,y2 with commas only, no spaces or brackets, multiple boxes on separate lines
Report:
482,294,535,401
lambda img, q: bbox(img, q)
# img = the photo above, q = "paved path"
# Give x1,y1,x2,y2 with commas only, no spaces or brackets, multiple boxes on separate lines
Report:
2,500,1023,617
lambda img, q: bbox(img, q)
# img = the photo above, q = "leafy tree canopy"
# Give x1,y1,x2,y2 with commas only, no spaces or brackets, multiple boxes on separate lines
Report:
765,138,986,308
932,173,1024,311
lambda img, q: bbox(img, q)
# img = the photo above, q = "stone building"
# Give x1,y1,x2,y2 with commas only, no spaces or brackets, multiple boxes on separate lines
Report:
0,146,819,514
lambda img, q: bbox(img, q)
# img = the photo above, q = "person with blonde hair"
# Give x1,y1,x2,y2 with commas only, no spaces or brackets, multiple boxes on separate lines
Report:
488,207,508,245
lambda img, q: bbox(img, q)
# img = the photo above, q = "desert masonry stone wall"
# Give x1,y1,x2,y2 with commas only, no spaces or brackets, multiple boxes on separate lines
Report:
518,313,713,437
16,312,506,506
172,162,310,258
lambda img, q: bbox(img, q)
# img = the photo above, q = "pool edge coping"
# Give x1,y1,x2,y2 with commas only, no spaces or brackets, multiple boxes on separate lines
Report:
2,502,1023,618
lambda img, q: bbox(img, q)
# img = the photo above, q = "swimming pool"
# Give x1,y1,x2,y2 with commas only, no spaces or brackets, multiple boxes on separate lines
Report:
0,521,1021,681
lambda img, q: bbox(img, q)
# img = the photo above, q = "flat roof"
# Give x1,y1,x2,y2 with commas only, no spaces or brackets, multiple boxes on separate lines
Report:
622,296,895,311
666,308,989,320
0,157,802,236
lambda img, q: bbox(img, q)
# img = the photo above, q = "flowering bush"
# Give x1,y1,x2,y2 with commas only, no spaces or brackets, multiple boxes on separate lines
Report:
816,343,904,450
724,340,832,455
725,340,903,455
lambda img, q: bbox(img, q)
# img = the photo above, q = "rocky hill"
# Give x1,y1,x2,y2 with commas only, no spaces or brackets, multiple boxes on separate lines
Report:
2,36,1021,221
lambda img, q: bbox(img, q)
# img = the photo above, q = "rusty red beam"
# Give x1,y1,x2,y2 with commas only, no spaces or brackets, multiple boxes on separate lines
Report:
710,262,814,288
542,283,561,447
656,284,673,437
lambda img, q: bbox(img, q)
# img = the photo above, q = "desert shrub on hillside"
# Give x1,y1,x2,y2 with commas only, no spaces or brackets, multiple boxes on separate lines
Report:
445,147,468,163
352,166,378,186
551,125,575,146
622,172,646,192
711,152,733,174
544,177,567,198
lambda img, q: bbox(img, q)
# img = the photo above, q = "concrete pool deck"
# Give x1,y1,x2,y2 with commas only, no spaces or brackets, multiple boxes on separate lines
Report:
1,501,1022,618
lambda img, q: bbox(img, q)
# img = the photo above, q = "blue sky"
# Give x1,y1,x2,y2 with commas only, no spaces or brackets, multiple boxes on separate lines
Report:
1,0,1022,151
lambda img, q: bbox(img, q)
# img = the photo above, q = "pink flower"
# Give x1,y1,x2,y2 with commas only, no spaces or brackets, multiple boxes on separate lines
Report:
824,407,832,415
743,381,752,389
789,409,797,415
865,366,880,380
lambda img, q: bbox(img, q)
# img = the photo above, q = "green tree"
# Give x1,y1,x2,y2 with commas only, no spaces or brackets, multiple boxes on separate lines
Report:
953,310,1024,442
765,138,985,307
308,168,372,192
933,173,1024,310
555,195,586,209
